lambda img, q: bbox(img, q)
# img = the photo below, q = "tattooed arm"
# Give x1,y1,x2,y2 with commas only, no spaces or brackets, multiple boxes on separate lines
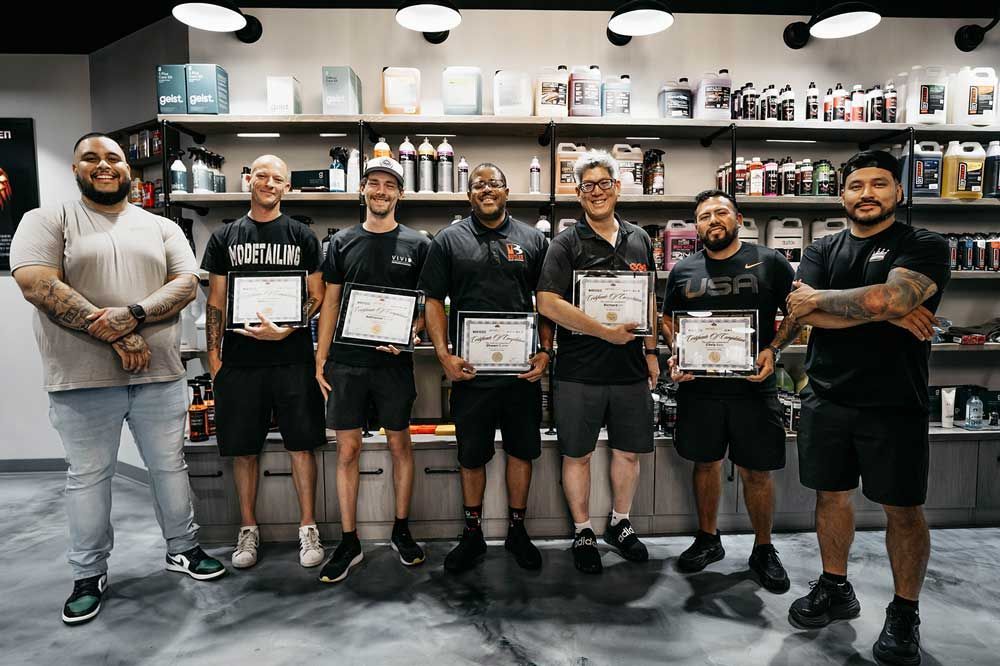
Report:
84,274,199,342
205,274,227,378
770,314,802,350
786,267,938,322
303,271,324,320
13,265,101,333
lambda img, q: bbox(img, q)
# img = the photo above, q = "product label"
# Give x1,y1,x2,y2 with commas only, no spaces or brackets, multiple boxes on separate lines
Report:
704,84,731,110
605,90,631,115
885,95,897,122
807,95,819,120
919,84,946,114
799,173,813,195
572,81,601,109
662,91,691,117
444,76,478,108
782,170,796,195
914,158,940,191
749,169,764,195
735,171,747,195
773,240,802,264
816,169,835,196
782,99,795,121
670,237,697,261
742,94,759,120
540,82,568,108
765,168,779,195
958,161,984,192
969,85,995,115
560,158,576,185
497,80,524,108
386,77,418,109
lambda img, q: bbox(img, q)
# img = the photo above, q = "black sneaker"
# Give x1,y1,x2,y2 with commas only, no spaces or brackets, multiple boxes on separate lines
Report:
443,528,487,574
604,518,648,562
504,522,542,570
165,546,227,581
391,529,426,567
572,528,602,574
748,544,791,593
61,573,107,625
788,577,862,629
319,539,364,583
873,603,921,665
677,531,725,573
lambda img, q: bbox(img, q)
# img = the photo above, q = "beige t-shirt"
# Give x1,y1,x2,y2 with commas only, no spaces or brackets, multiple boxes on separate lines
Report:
10,200,199,392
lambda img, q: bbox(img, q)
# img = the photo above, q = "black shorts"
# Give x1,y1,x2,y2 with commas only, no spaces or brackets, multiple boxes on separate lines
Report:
451,380,542,469
674,392,786,471
554,380,654,458
325,362,416,432
213,363,326,457
797,389,929,507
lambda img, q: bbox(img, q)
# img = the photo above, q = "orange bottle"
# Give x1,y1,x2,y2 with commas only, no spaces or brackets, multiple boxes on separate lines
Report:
187,381,209,442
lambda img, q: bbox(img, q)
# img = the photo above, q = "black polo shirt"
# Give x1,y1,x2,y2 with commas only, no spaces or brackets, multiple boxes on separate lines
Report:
537,214,655,385
417,213,549,387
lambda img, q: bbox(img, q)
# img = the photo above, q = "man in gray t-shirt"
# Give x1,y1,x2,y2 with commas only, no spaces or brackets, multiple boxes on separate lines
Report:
9,133,226,626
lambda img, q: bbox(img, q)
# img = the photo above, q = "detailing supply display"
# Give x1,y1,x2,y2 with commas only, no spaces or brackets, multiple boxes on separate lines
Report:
718,156,839,197
442,66,483,115
382,67,421,114
944,233,1000,272
266,76,302,115
322,66,362,114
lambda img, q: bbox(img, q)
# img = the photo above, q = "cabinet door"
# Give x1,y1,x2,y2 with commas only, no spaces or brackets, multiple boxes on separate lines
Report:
255,451,326,524
977,441,1000,511
410,448,466,522
924,441,978,509
354,451,396,523
654,444,739,515
187,452,240,526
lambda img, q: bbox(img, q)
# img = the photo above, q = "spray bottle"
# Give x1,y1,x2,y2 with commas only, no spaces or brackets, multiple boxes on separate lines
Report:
189,148,213,194
170,150,188,193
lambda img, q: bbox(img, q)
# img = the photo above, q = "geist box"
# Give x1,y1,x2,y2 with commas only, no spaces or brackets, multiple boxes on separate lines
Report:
186,64,230,114
267,76,302,115
322,66,362,114
156,65,187,114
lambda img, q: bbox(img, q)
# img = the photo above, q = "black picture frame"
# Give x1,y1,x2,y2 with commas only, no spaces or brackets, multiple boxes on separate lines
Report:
456,310,537,375
334,282,420,351
225,270,308,330
0,119,41,271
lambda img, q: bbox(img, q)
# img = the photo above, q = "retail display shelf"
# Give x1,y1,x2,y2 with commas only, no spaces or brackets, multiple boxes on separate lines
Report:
169,192,547,207
130,155,164,169
950,272,1000,280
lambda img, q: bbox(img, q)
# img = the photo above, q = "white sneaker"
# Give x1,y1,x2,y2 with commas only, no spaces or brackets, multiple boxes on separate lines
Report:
232,526,260,569
299,525,324,568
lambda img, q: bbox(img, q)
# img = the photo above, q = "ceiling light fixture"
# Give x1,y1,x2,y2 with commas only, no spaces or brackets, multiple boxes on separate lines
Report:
172,1,262,43
607,0,674,46
955,13,999,52
783,2,881,50
396,0,461,44
237,133,281,138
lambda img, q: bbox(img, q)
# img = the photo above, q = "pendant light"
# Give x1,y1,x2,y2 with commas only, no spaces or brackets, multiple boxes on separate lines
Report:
172,1,262,43
607,0,674,46
783,2,881,50
396,0,462,44
955,13,999,52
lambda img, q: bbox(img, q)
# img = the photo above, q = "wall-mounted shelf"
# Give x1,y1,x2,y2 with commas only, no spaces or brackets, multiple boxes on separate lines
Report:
951,272,1000,280
169,191,547,207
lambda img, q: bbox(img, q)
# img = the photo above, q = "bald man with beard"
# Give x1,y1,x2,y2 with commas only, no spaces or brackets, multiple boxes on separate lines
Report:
202,154,328,571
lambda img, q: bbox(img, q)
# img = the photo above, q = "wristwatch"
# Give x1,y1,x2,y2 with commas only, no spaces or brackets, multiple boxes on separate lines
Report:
538,347,555,359
645,348,660,357
127,304,147,325
767,345,781,363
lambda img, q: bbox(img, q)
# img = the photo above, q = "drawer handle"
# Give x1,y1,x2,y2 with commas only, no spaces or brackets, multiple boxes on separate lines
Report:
263,470,293,477
424,467,461,475
189,470,223,478
360,468,384,476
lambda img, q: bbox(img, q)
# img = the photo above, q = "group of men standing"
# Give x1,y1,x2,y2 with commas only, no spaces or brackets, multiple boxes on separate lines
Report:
11,133,948,666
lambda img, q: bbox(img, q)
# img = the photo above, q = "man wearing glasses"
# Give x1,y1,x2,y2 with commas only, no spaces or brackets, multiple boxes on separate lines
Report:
536,150,658,574
419,163,553,573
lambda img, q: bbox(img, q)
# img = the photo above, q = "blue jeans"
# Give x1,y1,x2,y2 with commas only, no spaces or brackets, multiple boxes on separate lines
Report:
48,378,200,580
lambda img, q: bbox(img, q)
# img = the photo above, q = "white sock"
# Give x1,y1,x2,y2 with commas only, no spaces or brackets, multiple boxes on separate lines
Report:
574,520,593,534
611,510,629,527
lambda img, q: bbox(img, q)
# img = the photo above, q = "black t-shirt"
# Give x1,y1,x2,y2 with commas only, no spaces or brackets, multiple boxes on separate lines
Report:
417,213,548,388
536,215,655,385
322,223,430,368
795,223,950,410
662,243,795,398
201,214,321,367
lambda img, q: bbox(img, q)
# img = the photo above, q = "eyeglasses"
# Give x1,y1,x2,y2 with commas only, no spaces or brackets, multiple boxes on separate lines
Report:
579,179,616,193
470,180,506,192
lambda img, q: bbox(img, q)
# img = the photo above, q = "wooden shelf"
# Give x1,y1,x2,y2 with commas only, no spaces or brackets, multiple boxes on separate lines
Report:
951,271,1000,280
169,191,547,207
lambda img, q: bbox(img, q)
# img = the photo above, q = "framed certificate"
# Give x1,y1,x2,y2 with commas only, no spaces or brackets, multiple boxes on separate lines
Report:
226,271,308,330
573,270,656,335
456,311,537,375
673,310,758,376
334,283,420,351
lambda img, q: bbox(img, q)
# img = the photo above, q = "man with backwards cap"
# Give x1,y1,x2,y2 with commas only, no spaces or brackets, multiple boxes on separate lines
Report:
785,150,949,665
315,157,430,583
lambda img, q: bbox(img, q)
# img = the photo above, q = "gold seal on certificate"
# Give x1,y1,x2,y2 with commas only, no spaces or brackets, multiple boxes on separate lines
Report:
457,312,537,375
673,310,759,376
573,270,656,335
334,283,420,351
226,271,308,330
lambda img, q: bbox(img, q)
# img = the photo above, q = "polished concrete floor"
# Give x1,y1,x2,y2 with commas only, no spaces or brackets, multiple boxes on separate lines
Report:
1,473,998,666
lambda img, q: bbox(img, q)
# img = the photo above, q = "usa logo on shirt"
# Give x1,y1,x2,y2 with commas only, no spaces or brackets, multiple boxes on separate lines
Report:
505,243,525,262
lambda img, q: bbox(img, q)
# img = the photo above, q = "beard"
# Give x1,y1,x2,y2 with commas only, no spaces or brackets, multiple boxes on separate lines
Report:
366,195,396,218
701,225,739,252
846,200,896,226
76,174,129,206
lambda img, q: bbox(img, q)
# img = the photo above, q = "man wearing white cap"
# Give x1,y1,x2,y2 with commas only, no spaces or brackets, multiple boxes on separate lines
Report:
315,157,430,583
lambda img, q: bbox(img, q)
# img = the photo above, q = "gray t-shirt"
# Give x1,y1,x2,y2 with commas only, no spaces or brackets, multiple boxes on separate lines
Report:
10,200,199,392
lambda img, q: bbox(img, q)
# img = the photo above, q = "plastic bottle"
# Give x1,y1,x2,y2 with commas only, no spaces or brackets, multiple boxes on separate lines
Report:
398,137,417,193
658,79,692,119
187,381,209,442
781,85,795,121
129,177,143,204
382,67,421,114
742,82,759,120
748,156,765,196
200,378,216,437
806,82,818,120
780,157,796,195
665,220,698,270
984,141,1000,198
798,159,814,196
535,215,551,235
901,142,943,198
436,138,454,193
189,148,213,194
643,149,665,195
731,84,745,120
767,217,804,268
868,85,884,123
775,365,795,394
602,74,632,117
734,156,748,195
950,66,997,126
833,83,847,121
612,144,644,195
694,68,732,120
569,64,603,117
764,157,779,196
907,66,949,125
240,166,251,193
942,141,986,199
850,85,865,122
457,156,469,193
529,156,542,194
811,218,848,243
740,218,759,243
442,66,483,115
823,88,834,122
418,137,436,193
535,65,570,117
328,149,346,193
884,81,899,123
493,70,532,116
170,151,188,193
966,393,984,429
767,85,780,120
556,142,587,194
373,137,391,159
346,149,361,193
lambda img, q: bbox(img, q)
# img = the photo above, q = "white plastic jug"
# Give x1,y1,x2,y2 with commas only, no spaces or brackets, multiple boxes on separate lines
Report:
612,144,643,195
603,75,632,117
740,218,759,244
906,66,949,125
535,65,569,117
950,66,997,126
810,218,847,244
766,217,804,269
665,220,698,270
694,69,732,120
493,70,532,116
570,65,602,117
442,66,483,115
382,67,421,114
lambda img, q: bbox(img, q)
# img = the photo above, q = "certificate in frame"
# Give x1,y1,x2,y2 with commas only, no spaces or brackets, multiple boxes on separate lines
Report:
673,310,758,377
456,311,537,375
226,270,308,330
573,270,656,335
334,282,420,352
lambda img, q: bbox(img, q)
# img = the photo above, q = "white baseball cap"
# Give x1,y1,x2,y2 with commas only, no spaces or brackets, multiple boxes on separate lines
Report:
363,157,404,186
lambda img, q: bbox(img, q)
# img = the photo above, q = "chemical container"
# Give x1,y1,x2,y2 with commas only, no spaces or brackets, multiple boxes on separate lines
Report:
766,217,804,269
382,67,421,114
941,141,986,199
694,69,732,120
442,66,483,115
493,70,532,116
949,66,997,126
570,65,602,117
602,75,632,117
612,144,643,195
811,218,848,244
556,142,587,195
901,142,943,198
906,66,949,125
740,218,759,244
658,79,692,119
535,65,569,117
665,220,698,270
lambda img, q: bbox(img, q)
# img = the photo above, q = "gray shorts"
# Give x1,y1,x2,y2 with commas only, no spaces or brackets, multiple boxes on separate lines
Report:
554,380,654,458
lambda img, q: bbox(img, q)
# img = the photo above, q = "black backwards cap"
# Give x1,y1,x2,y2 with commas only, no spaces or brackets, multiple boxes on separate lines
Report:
842,150,902,183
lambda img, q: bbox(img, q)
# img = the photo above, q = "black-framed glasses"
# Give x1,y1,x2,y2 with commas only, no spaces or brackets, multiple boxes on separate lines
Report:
470,179,506,192
579,179,615,193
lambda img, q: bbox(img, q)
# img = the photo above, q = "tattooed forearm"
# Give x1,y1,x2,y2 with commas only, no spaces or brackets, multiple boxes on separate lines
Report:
303,296,320,320
138,275,198,323
814,267,938,322
112,332,149,354
771,315,802,349
206,304,223,355
29,277,100,332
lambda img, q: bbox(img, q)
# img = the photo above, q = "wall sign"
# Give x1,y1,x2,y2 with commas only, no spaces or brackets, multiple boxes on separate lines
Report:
0,119,41,271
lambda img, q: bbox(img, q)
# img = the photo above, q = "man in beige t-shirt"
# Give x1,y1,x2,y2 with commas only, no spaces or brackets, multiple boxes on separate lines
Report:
10,133,226,627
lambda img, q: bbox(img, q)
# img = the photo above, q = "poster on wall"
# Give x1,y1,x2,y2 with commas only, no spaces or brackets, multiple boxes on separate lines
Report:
0,119,41,271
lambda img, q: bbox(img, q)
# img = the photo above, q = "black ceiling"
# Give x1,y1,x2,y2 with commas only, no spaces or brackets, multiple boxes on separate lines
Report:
4,1,997,55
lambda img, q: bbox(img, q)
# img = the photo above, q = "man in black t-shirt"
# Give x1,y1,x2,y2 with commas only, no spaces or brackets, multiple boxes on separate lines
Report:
536,150,658,575
418,163,553,574
661,190,797,593
314,158,430,583
785,151,950,665
202,155,327,572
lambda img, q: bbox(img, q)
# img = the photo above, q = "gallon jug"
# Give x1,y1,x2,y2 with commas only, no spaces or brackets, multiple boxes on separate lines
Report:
984,140,1000,198
901,142,943,198
556,142,587,195
942,141,986,199
811,218,848,244
442,66,483,115
382,67,421,114
493,70,532,116
950,66,997,126
906,66,949,125
664,220,698,270
658,79,692,118
570,65,602,117
602,75,632,117
766,217,804,269
694,69,732,120
612,144,643,195
535,65,569,117
740,218,759,244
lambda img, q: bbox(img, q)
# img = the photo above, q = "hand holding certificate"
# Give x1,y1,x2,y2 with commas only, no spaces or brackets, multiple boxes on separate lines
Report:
673,310,758,377
573,270,655,336
334,283,420,352
226,271,308,331
456,312,537,375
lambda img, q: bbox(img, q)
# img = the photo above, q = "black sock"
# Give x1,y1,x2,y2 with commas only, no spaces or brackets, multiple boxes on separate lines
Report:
509,506,526,528
821,571,848,585
893,594,919,612
340,530,360,549
393,517,409,536
464,505,482,531
698,530,720,541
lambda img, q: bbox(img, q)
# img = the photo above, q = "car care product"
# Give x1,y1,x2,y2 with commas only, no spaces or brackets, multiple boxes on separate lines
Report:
373,137,392,159
213,153,227,193
328,147,347,193
907,66,949,125
748,156,765,196
901,142,943,198
266,76,302,115
493,70,532,116
814,160,836,196
868,85,884,123
764,157,779,196
951,66,997,126
798,159,814,196
694,68,732,120
535,215,551,235
322,66,363,114
740,218,759,244
187,380,209,442
781,84,796,121
780,157,796,195
189,148,213,194
665,220,698,270
436,138,454,193
767,217,804,269
742,82,759,120
240,166,251,193
811,218,847,243
529,156,542,194
603,74,632,116
570,65,602,117
652,230,665,268
613,144,644,195
984,141,1000,198
658,79,692,118
418,137,436,193
850,85,865,122
966,393,984,429
643,149,665,195
457,157,469,193
535,65,570,117
347,149,361,193
170,151,189,193
942,141,986,199
156,65,187,113
382,67,421,114
884,81,899,122
129,177,143,205
731,83,745,120
734,157,748,195
832,83,848,121
823,87,834,121
200,377,216,437
442,66,483,115
767,85,780,120
556,142,587,195
185,64,229,114
806,82,819,120
398,137,417,192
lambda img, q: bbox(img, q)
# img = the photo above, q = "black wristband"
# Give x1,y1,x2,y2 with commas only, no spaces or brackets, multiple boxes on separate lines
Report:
645,348,659,357
538,347,554,359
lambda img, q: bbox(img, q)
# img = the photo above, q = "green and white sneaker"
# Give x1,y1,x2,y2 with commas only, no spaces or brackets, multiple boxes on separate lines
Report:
62,573,107,625
166,546,227,581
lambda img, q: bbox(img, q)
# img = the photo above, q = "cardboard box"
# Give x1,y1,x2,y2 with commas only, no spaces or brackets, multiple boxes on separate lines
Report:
291,170,331,192
322,66,362,115
267,76,302,115
186,64,230,115
156,65,187,114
